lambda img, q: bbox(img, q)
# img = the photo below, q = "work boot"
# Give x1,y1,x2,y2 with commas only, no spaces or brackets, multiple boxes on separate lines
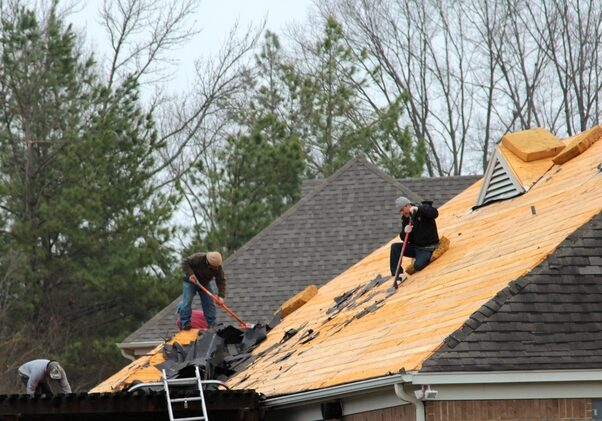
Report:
181,323,192,331
430,236,450,262
393,273,407,289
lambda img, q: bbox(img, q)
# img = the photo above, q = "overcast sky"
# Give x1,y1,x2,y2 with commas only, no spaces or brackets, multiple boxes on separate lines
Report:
68,1,314,93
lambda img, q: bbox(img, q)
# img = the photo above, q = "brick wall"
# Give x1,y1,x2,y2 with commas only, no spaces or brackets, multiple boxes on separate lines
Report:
426,399,592,421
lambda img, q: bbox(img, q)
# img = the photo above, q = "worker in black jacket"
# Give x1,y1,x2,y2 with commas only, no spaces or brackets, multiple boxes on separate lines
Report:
390,197,440,278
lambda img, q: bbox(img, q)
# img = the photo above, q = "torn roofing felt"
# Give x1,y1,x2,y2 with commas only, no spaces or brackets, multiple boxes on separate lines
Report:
157,323,268,382
227,128,602,397
121,158,479,349
91,322,274,393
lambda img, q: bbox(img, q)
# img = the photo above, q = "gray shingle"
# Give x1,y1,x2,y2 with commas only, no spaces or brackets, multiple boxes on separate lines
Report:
398,175,481,207
422,211,602,372
123,158,479,345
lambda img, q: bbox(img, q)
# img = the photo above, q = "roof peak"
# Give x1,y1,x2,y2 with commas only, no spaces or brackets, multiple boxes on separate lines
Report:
220,156,419,266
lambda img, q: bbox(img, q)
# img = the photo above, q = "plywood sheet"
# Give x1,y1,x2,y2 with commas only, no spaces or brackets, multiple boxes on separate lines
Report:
502,128,564,162
229,136,602,397
553,125,602,165
280,284,318,318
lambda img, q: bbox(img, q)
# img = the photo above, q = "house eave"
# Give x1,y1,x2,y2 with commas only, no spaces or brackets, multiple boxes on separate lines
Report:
117,341,162,360
411,368,602,385
263,373,408,408
263,369,602,414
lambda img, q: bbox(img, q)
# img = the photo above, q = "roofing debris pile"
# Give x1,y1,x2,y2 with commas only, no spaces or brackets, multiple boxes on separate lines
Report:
136,274,392,388
230,274,392,387
137,317,279,387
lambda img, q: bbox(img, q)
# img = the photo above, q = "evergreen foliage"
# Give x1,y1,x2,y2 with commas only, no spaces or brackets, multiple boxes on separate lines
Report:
0,4,178,391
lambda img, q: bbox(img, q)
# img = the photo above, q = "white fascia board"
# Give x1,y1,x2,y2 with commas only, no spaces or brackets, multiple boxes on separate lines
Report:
409,369,602,385
117,341,162,350
432,382,602,400
266,389,408,421
264,374,406,408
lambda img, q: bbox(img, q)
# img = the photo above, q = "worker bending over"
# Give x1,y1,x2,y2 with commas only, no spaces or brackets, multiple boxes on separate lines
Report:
180,251,226,329
18,359,71,395
390,197,440,279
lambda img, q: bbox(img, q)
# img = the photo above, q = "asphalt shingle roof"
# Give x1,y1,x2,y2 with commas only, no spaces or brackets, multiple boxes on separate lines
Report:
123,158,479,345
399,175,481,208
422,210,602,371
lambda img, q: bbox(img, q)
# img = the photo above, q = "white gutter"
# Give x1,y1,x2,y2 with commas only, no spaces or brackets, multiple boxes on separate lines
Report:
263,374,407,408
117,341,162,361
411,369,602,385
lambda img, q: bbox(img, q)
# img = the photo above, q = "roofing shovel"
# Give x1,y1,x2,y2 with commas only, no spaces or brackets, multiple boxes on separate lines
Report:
188,277,250,329
391,227,411,290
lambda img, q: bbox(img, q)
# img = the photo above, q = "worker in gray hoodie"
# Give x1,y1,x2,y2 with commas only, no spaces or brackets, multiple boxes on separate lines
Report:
18,359,71,395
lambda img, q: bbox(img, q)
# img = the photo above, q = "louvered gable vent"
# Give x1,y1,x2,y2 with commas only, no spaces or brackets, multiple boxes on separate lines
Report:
476,149,525,207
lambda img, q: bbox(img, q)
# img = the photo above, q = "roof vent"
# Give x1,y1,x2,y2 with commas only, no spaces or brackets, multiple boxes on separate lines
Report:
476,148,525,207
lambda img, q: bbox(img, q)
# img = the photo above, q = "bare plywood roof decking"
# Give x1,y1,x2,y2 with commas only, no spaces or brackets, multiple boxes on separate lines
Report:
229,130,602,397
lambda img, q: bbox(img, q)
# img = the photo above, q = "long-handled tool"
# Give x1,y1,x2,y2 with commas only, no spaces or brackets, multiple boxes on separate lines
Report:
188,276,250,329
392,226,411,289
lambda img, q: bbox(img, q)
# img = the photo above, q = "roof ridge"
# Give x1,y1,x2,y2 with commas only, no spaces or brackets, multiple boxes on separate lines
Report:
352,156,422,202
222,155,421,265
398,174,481,182
438,209,602,351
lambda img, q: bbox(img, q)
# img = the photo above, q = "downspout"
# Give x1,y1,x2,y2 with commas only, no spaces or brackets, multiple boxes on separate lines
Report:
394,383,425,421
119,348,135,361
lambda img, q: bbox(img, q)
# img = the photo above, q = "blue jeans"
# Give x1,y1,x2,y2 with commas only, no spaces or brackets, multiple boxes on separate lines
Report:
390,243,433,276
180,276,217,327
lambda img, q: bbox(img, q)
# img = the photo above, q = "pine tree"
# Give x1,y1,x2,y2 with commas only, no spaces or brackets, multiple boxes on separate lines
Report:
189,31,305,256
0,4,177,391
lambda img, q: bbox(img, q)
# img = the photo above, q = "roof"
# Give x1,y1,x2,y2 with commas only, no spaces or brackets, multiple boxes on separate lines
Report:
123,157,479,346
300,178,324,197
226,128,602,397
92,329,201,392
422,210,602,371
0,389,260,421
398,175,481,208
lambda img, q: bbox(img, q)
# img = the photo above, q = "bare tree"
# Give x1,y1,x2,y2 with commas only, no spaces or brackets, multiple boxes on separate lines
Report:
321,0,478,175
460,0,549,172
100,0,199,88
99,0,263,201
319,0,602,174
524,0,602,135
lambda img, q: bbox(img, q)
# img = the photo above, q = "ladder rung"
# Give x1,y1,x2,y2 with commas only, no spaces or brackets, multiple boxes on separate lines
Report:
163,367,208,421
170,397,203,403
166,378,198,385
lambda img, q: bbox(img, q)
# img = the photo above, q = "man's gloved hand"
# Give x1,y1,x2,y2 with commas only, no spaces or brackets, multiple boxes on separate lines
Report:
189,274,198,284
216,296,224,305
404,224,413,233
410,206,418,215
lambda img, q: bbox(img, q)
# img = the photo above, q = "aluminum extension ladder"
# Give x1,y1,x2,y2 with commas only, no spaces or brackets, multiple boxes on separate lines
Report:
162,366,209,421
